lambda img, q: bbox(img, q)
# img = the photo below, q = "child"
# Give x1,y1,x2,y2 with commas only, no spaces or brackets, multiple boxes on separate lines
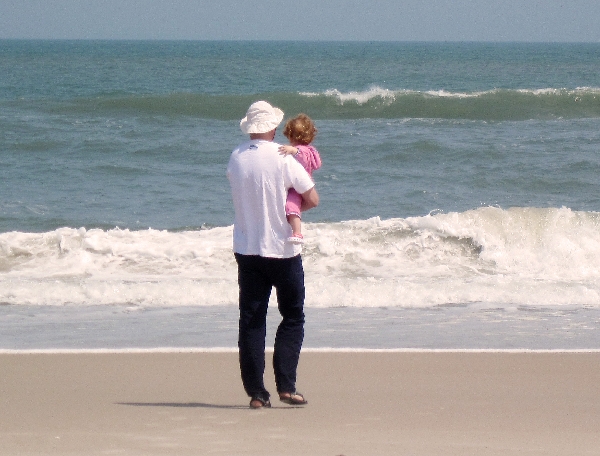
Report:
278,113,322,244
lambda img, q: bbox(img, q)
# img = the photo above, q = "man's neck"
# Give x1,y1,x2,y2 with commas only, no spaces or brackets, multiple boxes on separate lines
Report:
249,131,275,141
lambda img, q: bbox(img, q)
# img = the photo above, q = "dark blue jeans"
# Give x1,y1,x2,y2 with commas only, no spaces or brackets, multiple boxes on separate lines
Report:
234,253,305,401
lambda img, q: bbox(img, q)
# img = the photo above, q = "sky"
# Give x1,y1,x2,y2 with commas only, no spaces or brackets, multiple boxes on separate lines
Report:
1,0,599,42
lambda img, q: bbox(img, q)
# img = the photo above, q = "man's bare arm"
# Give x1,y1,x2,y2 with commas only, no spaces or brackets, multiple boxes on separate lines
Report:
300,186,319,211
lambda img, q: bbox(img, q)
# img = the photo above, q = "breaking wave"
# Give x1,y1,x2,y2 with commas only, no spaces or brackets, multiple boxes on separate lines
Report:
2,207,600,308
5,86,600,121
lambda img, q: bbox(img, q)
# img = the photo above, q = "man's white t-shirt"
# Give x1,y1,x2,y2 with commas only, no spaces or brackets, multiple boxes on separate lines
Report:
227,139,315,258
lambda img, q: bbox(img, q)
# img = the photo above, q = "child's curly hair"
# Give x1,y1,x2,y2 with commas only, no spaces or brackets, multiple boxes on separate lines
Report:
283,114,317,145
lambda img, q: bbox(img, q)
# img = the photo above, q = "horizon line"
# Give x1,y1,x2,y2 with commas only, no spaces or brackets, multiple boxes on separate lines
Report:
1,38,599,44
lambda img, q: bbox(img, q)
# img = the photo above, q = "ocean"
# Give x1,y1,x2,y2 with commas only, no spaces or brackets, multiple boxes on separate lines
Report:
1,40,600,351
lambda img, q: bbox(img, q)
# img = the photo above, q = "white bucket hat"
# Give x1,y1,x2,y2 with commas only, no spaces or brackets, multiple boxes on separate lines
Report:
240,101,284,134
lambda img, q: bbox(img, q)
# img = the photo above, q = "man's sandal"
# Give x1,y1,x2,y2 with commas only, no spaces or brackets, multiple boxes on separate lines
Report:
249,395,271,409
279,391,308,405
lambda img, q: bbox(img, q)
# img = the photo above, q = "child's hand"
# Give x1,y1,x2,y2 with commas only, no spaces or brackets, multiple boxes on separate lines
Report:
279,145,298,156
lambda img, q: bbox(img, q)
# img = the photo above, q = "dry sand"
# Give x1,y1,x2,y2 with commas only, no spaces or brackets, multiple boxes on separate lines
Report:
1,351,599,455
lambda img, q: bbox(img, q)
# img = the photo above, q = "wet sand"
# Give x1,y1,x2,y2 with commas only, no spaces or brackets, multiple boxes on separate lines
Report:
1,351,599,455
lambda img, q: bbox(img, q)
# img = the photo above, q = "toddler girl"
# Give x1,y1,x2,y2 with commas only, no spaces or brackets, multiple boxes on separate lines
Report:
279,113,322,244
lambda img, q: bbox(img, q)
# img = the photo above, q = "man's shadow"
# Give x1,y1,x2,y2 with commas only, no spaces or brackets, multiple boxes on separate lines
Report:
117,402,299,410
117,402,248,410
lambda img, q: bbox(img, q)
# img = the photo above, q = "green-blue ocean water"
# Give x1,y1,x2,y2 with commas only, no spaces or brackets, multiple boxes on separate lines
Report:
2,41,599,232
1,41,600,348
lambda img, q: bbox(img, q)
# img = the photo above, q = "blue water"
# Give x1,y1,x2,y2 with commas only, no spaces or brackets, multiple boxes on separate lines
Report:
1,40,600,350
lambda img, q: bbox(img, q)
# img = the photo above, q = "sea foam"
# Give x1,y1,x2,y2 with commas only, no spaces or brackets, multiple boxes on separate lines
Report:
1,207,600,308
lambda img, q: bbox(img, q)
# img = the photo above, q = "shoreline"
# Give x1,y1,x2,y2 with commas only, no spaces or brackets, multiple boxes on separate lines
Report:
3,304,600,351
2,347,600,354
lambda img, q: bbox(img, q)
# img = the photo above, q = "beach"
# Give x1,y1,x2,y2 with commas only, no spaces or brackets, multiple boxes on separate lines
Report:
2,40,600,455
2,351,599,455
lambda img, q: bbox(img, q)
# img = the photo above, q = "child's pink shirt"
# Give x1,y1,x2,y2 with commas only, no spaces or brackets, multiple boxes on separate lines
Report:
294,144,322,176
286,144,322,218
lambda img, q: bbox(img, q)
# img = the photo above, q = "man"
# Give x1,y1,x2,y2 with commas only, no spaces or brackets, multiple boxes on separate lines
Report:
227,101,319,409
